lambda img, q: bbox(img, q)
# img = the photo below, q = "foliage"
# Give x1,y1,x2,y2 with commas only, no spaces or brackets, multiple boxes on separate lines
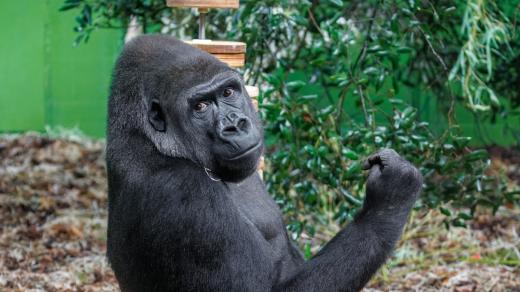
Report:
61,0,519,235
448,0,510,111
262,90,510,234
59,0,167,44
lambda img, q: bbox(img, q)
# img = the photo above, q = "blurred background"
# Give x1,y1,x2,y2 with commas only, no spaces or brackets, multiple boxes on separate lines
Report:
1,1,520,142
0,0,519,290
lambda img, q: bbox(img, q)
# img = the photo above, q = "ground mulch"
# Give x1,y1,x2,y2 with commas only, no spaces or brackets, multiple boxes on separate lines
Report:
488,145,520,184
0,134,115,291
0,134,518,291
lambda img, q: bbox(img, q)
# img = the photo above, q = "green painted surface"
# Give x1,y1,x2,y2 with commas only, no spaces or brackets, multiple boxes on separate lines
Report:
45,0,123,136
0,0,46,131
0,0,123,137
404,89,520,146
0,1,518,144
296,71,520,146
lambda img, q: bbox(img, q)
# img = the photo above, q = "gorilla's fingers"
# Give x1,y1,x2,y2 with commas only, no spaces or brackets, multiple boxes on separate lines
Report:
362,154,383,170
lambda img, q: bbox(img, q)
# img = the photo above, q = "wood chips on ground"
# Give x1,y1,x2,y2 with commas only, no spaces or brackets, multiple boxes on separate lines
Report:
0,134,518,291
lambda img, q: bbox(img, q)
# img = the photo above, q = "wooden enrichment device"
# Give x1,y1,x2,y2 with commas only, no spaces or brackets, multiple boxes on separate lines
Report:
166,0,244,67
166,0,258,104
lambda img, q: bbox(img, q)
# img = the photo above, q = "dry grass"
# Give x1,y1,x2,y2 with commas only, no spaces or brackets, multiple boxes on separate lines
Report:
365,207,519,291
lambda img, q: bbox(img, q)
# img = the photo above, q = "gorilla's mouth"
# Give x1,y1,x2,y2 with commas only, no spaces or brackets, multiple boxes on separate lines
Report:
225,142,262,161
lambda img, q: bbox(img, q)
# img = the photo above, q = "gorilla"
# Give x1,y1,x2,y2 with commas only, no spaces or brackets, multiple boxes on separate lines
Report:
106,34,423,292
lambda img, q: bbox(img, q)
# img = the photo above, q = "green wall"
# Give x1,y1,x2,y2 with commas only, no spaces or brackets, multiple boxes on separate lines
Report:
410,90,520,146
0,1,518,145
0,0,124,137
0,1,46,131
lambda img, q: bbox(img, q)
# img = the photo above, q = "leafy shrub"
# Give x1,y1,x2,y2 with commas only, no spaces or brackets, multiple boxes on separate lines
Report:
62,0,519,236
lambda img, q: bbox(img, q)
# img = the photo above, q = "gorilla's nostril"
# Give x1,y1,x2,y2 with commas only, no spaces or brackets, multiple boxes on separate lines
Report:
237,118,249,131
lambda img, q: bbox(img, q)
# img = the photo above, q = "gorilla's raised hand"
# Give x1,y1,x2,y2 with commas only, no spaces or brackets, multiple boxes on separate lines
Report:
362,148,423,211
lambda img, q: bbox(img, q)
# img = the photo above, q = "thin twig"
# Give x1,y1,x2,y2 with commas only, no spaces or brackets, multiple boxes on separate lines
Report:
357,85,371,127
351,3,380,73
417,26,449,71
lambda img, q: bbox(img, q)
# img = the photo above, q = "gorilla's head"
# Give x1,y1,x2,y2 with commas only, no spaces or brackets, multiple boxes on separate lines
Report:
109,35,263,182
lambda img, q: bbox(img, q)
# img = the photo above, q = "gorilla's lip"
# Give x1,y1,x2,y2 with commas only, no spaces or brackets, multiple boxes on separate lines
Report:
225,142,262,161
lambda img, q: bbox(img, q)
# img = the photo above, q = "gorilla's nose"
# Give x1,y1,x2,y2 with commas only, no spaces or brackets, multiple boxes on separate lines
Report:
218,112,251,138
216,111,262,159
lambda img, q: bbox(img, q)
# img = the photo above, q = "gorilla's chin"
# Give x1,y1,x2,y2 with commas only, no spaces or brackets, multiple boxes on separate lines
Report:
213,143,263,183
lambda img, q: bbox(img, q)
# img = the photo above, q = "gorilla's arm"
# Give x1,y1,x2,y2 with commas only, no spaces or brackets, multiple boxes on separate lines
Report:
276,206,412,291
275,149,422,292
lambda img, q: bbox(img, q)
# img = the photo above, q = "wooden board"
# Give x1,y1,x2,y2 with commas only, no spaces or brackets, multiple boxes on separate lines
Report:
184,40,245,67
186,40,246,54
245,85,259,98
166,0,239,8
257,156,264,178
212,53,245,67
251,98,258,110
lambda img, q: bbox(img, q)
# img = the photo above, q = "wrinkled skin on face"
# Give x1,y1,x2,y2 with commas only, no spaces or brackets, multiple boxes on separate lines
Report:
148,69,263,182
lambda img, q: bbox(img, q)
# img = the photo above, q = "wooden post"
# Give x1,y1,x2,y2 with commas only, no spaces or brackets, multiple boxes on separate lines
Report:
166,0,258,108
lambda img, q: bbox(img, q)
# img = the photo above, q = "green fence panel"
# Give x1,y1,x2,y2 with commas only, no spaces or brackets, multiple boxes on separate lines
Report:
0,0,46,132
406,88,520,146
0,0,124,137
45,0,123,137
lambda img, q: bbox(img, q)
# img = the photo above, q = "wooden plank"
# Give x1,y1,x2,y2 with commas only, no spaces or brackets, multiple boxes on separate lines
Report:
166,0,239,8
245,85,259,98
186,40,246,54
222,59,245,68
257,156,264,178
212,53,245,60
212,53,245,67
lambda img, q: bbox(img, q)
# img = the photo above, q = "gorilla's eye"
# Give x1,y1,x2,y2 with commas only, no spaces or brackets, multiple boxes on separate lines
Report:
194,101,209,112
223,88,234,98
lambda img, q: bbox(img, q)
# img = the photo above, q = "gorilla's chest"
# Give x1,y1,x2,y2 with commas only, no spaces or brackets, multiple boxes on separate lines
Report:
227,179,284,242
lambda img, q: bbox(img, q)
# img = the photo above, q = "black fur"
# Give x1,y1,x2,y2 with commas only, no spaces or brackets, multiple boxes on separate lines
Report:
106,34,423,292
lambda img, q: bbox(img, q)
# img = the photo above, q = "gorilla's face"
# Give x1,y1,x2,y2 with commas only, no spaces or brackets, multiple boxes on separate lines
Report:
147,69,263,182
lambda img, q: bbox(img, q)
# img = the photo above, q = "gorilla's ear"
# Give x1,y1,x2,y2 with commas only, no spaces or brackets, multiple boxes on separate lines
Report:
148,99,166,132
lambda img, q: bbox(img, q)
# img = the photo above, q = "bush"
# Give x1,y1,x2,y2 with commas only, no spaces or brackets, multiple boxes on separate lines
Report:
62,0,519,237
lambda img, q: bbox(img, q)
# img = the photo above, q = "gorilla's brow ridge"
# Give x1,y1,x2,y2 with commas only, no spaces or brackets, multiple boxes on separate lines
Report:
188,72,242,101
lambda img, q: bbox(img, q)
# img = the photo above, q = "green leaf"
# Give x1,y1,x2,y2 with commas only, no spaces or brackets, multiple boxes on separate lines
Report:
304,244,312,260
59,0,82,11
465,149,488,162
452,218,467,228
346,161,361,177
327,0,344,8
342,148,359,160
458,212,473,220
439,207,452,216
340,188,362,206
286,81,306,91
